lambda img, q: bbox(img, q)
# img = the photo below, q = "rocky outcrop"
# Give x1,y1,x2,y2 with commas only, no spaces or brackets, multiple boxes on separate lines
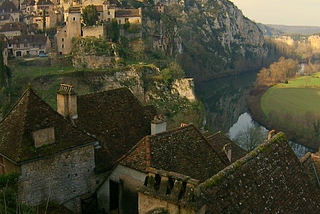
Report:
143,0,267,82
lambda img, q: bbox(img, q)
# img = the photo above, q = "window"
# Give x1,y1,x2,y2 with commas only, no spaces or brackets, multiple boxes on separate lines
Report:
61,37,64,42
62,44,64,48
32,127,55,148
24,43,27,47
73,17,76,21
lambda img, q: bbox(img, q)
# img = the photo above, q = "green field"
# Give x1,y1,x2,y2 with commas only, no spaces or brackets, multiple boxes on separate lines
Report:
261,73,320,117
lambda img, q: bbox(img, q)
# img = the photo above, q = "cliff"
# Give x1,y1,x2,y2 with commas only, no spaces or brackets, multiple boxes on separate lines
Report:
143,0,268,82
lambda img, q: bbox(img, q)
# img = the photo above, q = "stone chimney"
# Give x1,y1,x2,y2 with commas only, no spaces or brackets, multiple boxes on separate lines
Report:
57,84,78,121
151,115,166,135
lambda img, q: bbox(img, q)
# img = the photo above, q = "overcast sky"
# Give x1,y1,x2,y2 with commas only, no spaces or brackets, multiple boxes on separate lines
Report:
229,0,320,27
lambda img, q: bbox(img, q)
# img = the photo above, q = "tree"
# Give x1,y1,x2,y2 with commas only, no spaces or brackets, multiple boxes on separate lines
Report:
105,19,120,43
82,5,99,26
161,62,185,84
234,125,268,151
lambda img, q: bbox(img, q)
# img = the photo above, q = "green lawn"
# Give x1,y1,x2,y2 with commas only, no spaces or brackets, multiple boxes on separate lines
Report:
261,87,320,116
261,72,320,117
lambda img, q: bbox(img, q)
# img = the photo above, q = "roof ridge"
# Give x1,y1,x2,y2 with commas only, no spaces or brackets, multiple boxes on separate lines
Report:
199,132,288,190
195,128,229,166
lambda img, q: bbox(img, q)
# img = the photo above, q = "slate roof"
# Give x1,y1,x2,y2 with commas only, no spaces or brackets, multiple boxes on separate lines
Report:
199,132,320,213
120,124,228,182
206,131,247,163
0,88,97,164
75,87,156,172
0,0,19,13
10,34,47,45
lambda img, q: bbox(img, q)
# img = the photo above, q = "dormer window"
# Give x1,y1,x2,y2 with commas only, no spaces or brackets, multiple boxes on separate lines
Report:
32,127,55,148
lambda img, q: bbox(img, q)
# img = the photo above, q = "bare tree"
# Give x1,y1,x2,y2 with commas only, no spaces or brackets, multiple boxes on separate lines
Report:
234,125,268,151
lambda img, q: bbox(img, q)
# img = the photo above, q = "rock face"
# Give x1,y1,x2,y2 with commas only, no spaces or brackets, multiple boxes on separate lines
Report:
144,0,267,82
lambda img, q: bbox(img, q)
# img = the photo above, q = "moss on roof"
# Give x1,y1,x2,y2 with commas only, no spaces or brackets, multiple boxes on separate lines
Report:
0,88,97,164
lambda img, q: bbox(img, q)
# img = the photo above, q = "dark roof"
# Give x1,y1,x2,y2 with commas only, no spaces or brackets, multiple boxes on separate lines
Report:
0,88,97,164
206,131,247,163
10,34,47,45
0,0,19,13
75,87,156,172
37,0,53,6
120,124,228,182
0,22,28,34
115,9,140,18
199,132,320,213
21,0,36,6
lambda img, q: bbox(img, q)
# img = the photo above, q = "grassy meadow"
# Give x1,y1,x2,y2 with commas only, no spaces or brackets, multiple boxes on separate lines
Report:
261,73,320,117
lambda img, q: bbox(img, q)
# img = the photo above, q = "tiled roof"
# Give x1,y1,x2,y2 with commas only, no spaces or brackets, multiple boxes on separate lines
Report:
0,88,97,164
0,0,19,13
37,0,53,6
115,9,140,18
199,132,320,213
75,87,156,172
120,124,228,182
206,131,247,163
10,34,47,45
0,22,28,34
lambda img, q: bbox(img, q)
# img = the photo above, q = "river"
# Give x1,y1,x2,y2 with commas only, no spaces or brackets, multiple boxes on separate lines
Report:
195,72,313,158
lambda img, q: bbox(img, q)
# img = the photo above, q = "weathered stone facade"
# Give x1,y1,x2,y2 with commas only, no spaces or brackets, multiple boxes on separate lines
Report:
18,144,95,212
82,25,105,38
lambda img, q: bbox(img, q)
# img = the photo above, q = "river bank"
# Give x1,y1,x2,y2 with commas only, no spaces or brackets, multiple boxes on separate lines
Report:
247,85,320,151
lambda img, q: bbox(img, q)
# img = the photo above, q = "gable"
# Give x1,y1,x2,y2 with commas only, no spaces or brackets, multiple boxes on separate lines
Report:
0,88,97,163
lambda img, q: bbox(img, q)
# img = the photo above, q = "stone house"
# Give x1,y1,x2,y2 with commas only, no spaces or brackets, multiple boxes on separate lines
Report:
0,0,20,22
56,6,81,55
115,8,141,25
97,123,232,213
9,34,50,57
0,13,13,27
0,87,99,212
0,22,28,39
139,132,320,213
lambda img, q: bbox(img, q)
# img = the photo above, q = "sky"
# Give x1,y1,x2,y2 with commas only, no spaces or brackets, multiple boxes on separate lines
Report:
229,0,320,27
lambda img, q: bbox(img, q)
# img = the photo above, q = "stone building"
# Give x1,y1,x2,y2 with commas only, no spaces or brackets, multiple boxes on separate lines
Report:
0,87,98,212
56,6,81,55
138,132,320,213
9,34,50,56
97,123,232,213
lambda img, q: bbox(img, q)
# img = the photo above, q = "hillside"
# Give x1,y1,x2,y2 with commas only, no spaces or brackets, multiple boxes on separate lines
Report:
266,24,320,35
140,0,271,82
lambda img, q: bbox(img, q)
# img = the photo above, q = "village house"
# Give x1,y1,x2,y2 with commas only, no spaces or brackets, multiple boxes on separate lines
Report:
0,22,28,39
138,132,320,213
96,121,247,213
0,0,20,22
1,83,320,213
0,86,98,212
9,33,50,57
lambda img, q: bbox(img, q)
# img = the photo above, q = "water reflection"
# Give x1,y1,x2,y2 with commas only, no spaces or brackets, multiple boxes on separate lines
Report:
228,112,313,158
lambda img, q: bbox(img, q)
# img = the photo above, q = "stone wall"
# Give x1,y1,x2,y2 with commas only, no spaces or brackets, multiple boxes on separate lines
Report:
97,164,146,213
82,25,105,38
18,144,95,213
73,55,119,69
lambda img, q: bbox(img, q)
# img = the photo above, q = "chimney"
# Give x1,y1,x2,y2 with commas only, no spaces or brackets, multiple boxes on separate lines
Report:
151,115,166,135
57,84,78,121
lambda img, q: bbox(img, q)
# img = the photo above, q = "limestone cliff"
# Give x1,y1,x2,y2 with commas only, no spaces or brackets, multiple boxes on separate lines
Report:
143,0,267,82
